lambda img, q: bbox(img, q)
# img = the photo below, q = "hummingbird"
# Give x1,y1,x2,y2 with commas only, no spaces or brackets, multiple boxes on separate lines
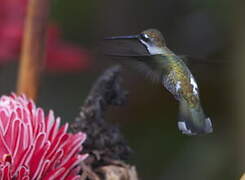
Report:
104,29,213,135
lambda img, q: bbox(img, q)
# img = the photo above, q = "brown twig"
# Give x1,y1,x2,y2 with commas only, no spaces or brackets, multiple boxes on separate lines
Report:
16,0,50,100
72,65,131,161
71,66,138,180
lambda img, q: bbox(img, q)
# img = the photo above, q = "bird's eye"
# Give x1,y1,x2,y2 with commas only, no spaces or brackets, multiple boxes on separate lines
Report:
140,34,150,42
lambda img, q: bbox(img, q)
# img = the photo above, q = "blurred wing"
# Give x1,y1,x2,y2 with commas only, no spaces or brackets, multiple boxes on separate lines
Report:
101,39,150,57
178,55,230,76
179,55,229,66
132,56,163,83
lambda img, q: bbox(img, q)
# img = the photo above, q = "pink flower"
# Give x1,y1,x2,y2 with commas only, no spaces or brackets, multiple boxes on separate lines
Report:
0,94,87,179
45,26,91,73
0,0,91,72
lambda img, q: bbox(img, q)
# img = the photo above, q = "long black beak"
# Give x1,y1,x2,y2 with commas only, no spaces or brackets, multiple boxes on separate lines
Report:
102,34,150,56
104,35,139,40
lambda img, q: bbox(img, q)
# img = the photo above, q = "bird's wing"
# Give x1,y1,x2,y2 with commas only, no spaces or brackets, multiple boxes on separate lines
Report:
178,55,227,65
102,38,150,57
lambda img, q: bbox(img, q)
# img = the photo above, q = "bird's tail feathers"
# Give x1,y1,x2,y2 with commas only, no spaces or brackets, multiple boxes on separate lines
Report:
177,101,213,135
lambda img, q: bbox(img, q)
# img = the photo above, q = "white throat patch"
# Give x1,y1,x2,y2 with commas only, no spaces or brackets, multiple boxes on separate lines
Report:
139,39,165,55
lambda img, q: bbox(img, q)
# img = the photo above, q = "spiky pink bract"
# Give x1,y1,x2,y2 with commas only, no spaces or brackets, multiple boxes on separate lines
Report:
0,94,87,179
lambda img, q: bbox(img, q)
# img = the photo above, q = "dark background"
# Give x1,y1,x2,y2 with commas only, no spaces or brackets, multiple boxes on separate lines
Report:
0,0,240,179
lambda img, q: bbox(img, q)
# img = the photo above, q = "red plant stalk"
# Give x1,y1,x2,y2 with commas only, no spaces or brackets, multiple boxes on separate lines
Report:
17,0,50,100
0,0,91,72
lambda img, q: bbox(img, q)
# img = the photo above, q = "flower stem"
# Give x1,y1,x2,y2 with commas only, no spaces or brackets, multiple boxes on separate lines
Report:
17,0,50,100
